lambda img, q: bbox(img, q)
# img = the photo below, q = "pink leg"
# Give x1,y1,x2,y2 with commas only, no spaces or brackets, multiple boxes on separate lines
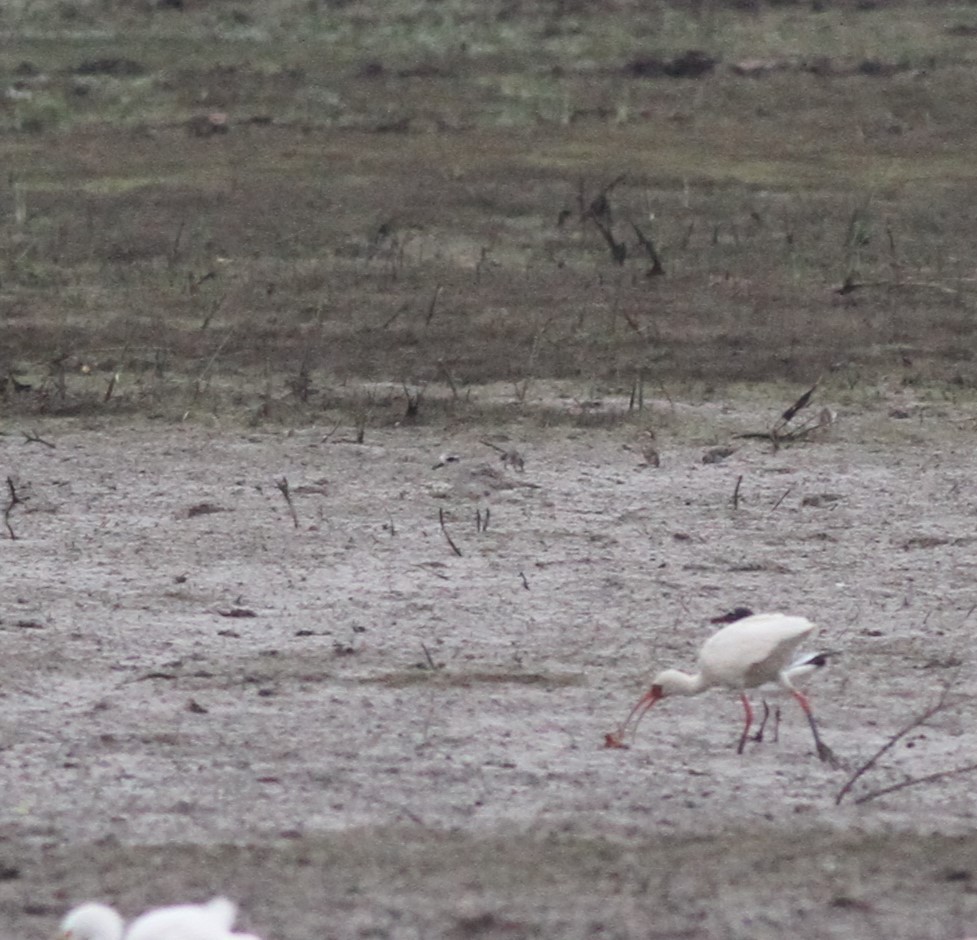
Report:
790,689,839,767
736,693,754,754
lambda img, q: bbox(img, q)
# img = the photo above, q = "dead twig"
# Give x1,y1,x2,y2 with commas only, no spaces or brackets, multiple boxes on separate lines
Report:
350,391,376,444
424,285,444,326
414,563,449,581
437,358,460,401
439,508,463,557
275,477,300,528
580,174,625,226
736,409,830,446
853,762,977,805
631,221,665,276
4,476,23,540
380,302,410,330
835,685,953,805
765,377,823,447
628,369,644,411
22,429,55,449
835,277,971,298
168,220,185,268
403,382,424,422
731,474,743,510
779,378,820,426
183,326,236,419
591,215,627,265
420,642,440,670
319,418,343,443
199,294,226,331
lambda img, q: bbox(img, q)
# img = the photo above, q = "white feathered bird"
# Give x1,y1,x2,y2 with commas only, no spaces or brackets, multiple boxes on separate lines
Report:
606,611,839,766
58,897,262,940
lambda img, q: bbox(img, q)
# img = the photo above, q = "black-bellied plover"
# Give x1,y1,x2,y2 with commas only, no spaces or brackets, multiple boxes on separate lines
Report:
430,451,538,531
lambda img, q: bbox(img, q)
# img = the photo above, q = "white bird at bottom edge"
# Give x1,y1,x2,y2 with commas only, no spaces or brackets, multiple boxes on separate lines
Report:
58,896,263,940
605,612,840,767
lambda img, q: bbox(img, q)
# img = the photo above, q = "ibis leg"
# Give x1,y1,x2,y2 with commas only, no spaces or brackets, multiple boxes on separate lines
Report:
752,700,771,743
737,693,754,754
791,689,840,768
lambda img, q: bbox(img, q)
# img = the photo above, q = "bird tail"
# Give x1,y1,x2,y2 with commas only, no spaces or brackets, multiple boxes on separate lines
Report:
787,649,839,679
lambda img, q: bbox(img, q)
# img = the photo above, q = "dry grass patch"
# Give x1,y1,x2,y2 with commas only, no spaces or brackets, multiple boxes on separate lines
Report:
4,3,977,422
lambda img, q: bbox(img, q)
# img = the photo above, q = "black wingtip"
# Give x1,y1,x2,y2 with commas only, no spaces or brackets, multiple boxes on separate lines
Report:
710,606,755,625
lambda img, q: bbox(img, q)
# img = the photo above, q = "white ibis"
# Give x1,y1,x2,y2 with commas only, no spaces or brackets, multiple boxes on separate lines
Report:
58,897,262,940
606,612,840,767
708,605,838,743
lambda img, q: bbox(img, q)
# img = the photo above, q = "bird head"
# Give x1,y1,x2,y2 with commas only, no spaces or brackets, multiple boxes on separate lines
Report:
58,904,125,940
433,452,462,470
605,679,669,747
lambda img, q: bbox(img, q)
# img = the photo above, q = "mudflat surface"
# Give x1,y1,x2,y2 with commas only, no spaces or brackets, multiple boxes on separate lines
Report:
2,391,977,939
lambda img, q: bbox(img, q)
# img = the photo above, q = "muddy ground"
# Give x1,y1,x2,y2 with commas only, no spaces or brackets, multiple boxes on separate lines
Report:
2,387,977,940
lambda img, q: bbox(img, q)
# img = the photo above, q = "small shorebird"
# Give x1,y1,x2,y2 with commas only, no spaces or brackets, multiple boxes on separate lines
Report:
430,451,538,531
480,438,527,472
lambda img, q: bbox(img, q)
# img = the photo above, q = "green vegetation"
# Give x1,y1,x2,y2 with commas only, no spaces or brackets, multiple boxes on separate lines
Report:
3,1,977,421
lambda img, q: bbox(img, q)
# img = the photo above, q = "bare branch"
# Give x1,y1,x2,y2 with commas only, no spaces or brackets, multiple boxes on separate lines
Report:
438,508,463,557
731,474,743,510
780,378,820,425
4,477,23,540
590,215,627,265
275,477,300,528
403,382,424,421
420,642,439,670
319,418,343,443
22,429,55,449
854,762,977,805
424,285,444,326
380,302,409,330
631,221,665,276
437,358,459,401
835,686,953,805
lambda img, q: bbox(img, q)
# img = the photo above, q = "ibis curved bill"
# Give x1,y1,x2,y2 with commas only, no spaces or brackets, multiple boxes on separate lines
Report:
606,612,840,767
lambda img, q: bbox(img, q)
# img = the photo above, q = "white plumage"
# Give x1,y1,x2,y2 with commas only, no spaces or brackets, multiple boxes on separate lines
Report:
58,897,262,940
607,612,839,765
